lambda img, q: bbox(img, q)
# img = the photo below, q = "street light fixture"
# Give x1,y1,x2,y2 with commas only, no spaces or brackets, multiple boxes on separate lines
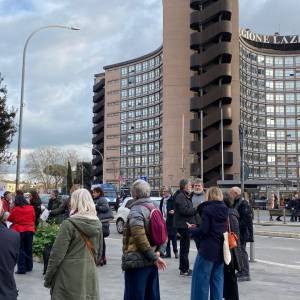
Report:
15,25,80,191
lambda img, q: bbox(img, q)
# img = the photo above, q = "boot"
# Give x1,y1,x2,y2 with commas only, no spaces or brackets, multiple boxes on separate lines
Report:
174,252,179,259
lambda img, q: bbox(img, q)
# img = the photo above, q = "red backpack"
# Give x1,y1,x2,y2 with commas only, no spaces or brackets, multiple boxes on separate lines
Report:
142,204,168,246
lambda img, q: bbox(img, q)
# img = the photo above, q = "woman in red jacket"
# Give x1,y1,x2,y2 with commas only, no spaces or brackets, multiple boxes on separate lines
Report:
8,195,35,274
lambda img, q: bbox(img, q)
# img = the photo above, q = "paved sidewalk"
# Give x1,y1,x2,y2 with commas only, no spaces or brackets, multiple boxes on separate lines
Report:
15,232,300,300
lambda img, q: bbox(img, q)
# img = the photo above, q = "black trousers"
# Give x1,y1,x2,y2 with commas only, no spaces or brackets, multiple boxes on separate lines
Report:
166,234,178,256
102,237,106,257
239,242,250,276
224,263,239,300
177,228,190,273
18,232,33,273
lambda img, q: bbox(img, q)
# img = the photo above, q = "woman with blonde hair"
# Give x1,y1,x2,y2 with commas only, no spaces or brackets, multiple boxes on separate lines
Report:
189,187,228,300
44,189,102,300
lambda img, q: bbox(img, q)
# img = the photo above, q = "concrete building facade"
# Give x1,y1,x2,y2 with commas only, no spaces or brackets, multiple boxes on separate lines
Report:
92,0,300,191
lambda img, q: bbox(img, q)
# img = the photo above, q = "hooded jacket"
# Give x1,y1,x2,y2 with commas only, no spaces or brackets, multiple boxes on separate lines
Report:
191,200,228,263
122,198,166,271
44,216,102,300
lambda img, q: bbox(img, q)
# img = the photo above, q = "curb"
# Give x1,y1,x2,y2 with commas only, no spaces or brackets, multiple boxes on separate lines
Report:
255,231,300,239
254,222,300,227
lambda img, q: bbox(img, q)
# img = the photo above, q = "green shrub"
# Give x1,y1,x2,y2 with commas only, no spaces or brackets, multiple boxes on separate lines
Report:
33,222,60,258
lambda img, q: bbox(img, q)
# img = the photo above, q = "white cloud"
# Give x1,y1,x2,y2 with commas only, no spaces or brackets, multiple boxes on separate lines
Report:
2,0,300,180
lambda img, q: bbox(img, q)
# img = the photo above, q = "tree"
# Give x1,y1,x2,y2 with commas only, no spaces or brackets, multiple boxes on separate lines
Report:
26,147,79,190
0,74,17,164
43,164,67,189
74,162,92,190
67,161,73,194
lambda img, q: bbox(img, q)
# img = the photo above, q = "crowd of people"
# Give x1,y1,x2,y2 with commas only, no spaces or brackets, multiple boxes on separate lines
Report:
0,179,255,300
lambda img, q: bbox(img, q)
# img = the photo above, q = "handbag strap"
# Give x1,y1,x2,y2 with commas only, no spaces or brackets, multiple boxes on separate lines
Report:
227,216,232,234
68,220,97,265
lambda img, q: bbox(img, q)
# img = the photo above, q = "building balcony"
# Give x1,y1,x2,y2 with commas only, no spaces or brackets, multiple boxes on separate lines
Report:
190,21,232,49
190,64,231,91
93,79,105,93
93,89,105,103
190,42,231,70
190,85,231,112
190,0,232,29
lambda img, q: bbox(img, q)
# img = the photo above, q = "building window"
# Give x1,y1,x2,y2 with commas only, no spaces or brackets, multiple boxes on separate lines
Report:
128,65,135,74
275,94,284,102
258,55,265,65
142,61,148,71
266,93,274,101
276,118,285,127
276,106,284,115
266,106,274,114
267,130,275,139
275,81,284,90
121,90,127,99
266,81,274,90
275,69,284,78
285,57,294,66
266,57,273,66
287,143,296,152
266,118,275,127
275,57,283,65
285,69,295,78
267,143,275,152
121,67,128,76
277,143,285,152
266,69,273,77
121,79,127,88
286,106,295,115
286,118,295,127
285,81,294,90
136,75,142,84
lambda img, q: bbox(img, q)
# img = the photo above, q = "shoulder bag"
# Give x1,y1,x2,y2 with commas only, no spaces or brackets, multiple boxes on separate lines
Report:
68,219,97,265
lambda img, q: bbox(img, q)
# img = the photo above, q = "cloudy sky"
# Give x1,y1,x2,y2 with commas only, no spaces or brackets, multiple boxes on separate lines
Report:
1,0,300,177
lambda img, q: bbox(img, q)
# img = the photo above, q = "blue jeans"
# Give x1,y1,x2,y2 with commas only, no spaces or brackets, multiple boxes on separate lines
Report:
124,265,160,300
191,255,224,300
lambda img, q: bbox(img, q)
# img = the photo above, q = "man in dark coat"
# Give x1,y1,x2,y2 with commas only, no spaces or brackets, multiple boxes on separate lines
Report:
288,194,298,222
159,186,178,258
174,179,198,276
229,187,254,282
0,200,20,300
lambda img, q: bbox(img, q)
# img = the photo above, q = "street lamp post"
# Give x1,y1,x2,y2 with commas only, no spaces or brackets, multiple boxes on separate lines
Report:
15,25,80,191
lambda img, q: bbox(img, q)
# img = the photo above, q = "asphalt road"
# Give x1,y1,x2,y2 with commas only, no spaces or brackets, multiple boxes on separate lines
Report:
16,226,300,300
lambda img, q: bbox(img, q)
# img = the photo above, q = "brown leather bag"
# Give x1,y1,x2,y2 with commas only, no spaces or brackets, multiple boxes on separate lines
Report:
228,217,238,250
68,220,97,265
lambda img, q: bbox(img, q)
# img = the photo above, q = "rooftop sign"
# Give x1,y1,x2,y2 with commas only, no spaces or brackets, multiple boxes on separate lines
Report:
240,29,300,45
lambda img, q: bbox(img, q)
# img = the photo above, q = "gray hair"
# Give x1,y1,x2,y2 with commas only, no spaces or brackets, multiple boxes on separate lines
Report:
193,178,203,186
179,179,190,190
231,187,241,196
131,180,151,199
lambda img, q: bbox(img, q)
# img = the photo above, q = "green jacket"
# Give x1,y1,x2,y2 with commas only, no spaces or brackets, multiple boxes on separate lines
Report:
122,198,166,271
44,216,102,300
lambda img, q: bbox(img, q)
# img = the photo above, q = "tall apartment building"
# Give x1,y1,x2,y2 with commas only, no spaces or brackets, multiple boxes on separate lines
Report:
92,0,300,192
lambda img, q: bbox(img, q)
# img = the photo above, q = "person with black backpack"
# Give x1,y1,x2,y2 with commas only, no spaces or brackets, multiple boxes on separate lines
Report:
122,179,167,300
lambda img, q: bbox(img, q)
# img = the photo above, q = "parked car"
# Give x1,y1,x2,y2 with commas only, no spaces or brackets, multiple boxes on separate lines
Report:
115,197,161,234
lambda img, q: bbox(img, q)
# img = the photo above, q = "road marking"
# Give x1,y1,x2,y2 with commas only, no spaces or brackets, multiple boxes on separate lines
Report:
256,259,300,270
